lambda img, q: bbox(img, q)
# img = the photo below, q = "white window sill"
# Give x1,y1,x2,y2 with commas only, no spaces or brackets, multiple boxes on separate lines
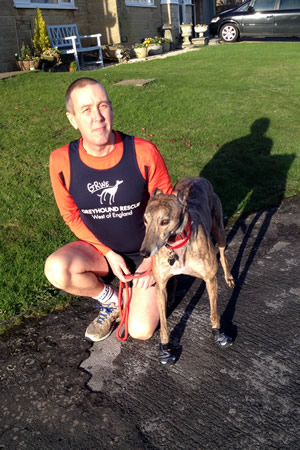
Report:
14,3,77,9
125,2,156,7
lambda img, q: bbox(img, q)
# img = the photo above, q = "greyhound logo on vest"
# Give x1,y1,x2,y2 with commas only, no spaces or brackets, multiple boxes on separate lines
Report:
97,180,124,205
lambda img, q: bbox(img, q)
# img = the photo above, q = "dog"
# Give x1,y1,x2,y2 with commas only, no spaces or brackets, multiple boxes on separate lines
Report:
140,177,235,365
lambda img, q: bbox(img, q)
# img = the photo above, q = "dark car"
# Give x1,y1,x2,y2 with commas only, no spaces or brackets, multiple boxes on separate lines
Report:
210,0,300,42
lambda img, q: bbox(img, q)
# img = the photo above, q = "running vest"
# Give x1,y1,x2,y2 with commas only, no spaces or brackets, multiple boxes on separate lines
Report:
68,133,149,254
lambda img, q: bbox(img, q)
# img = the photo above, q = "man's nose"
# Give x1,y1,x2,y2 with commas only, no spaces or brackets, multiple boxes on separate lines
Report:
93,107,104,121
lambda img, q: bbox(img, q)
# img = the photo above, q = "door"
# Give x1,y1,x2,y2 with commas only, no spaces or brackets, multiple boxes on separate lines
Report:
274,0,300,35
242,0,277,35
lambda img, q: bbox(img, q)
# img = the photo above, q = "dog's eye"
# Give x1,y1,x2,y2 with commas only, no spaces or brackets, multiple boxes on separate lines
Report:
161,219,169,226
144,216,148,225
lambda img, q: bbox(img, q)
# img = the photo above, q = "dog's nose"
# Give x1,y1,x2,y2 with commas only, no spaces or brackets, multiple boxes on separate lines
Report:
140,249,150,258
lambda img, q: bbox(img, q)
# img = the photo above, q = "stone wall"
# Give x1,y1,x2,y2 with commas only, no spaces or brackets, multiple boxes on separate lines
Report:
116,0,163,45
0,0,121,72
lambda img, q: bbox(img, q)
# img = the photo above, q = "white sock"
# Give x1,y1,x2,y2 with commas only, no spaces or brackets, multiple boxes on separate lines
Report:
93,284,119,306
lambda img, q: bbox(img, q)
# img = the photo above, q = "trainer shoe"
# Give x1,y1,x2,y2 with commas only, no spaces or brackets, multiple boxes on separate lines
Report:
85,302,121,342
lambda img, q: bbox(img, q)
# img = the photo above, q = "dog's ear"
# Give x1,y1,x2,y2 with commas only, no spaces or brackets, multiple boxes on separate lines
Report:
176,190,188,208
152,188,163,197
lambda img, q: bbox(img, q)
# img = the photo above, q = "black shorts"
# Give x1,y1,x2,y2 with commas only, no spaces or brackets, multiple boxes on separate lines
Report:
101,252,144,287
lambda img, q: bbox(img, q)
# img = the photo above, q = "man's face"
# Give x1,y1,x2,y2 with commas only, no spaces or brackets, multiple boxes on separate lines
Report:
66,83,114,152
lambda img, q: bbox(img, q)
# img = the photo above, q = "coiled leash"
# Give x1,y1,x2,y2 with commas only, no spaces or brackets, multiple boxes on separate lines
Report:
116,258,153,341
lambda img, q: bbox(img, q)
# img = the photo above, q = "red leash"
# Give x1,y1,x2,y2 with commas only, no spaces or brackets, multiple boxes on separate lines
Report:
116,258,153,342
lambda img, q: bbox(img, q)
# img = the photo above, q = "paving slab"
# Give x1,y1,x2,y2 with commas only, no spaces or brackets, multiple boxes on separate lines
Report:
113,79,156,87
0,195,299,449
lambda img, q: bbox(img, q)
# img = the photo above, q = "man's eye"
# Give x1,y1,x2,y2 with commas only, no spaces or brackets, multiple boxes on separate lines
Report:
161,219,169,226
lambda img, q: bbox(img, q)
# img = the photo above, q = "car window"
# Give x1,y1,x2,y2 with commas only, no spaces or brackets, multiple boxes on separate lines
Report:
237,1,251,11
279,0,300,9
252,0,276,10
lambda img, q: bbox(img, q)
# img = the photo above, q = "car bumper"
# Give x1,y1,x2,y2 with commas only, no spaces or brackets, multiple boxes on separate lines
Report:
209,22,220,37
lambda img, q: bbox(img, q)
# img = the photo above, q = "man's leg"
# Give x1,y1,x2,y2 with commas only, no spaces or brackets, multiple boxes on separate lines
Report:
128,286,160,340
44,241,110,297
44,241,119,342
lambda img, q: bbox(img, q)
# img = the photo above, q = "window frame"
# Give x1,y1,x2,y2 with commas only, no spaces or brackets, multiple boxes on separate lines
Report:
279,0,300,9
13,0,77,9
251,0,277,10
125,0,156,7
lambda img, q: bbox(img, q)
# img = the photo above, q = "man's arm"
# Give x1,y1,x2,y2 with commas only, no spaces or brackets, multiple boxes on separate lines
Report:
134,137,173,196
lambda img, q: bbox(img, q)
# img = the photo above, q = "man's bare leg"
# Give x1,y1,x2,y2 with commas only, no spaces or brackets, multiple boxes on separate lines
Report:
128,286,160,340
44,241,109,297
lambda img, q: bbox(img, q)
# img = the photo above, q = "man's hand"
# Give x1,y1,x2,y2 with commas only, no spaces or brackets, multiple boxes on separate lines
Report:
105,250,131,282
132,257,155,289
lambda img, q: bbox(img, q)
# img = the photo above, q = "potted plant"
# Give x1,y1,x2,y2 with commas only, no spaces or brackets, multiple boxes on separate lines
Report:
40,47,62,71
162,38,171,53
194,24,208,37
180,23,193,46
69,60,78,72
133,42,147,59
15,42,35,71
143,37,163,56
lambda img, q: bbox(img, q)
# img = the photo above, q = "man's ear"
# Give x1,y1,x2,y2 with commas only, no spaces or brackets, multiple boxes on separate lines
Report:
66,112,78,130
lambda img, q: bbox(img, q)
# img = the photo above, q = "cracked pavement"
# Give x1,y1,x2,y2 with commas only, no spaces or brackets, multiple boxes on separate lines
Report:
0,195,299,449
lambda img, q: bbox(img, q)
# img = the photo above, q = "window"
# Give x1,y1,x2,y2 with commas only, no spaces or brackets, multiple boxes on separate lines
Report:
237,2,252,12
125,0,155,6
14,0,76,9
252,0,276,10
279,0,300,9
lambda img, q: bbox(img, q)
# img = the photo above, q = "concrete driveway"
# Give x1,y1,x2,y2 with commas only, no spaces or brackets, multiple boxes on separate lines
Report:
0,195,299,449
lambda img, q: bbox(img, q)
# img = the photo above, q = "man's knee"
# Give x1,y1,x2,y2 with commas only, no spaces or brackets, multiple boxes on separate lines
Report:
44,253,70,289
129,319,155,341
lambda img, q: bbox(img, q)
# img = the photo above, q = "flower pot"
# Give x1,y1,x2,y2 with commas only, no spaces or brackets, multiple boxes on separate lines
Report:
147,44,163,56
41,55,55,62
17,60,35,71
134,47,147,59
194,25,208,37
180,24,193,46
162,42,170,53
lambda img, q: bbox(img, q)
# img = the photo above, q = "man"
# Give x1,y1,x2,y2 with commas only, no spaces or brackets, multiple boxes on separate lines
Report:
44,77,173,342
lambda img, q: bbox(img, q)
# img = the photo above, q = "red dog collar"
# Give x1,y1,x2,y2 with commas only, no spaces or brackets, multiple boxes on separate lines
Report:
166,213,192,249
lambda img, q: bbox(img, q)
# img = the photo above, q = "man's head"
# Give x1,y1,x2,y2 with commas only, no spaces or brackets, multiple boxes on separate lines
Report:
65,78,114,154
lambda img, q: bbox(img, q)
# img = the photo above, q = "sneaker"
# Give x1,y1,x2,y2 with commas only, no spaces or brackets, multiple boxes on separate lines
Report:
85,302,121,342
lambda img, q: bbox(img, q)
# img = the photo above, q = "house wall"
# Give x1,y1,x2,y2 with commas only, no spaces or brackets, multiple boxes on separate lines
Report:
116,0,163,45
0,0,121,73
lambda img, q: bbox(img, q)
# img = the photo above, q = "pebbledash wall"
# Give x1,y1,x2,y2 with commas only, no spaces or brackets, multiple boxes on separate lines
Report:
0,0,214,73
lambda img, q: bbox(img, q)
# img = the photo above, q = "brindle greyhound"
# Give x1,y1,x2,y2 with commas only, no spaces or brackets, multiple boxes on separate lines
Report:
140,177,235,365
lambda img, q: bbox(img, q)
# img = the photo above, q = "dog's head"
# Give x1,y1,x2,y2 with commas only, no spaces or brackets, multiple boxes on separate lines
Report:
140,189,188,258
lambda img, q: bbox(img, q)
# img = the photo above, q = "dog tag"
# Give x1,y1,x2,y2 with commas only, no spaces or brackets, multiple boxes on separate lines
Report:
168,250,178,266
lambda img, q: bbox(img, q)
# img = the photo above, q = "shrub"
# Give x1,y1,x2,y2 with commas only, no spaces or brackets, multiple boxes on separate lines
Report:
33,8,50,54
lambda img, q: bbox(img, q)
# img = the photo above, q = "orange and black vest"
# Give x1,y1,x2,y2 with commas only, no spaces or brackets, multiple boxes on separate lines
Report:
68,132,149,254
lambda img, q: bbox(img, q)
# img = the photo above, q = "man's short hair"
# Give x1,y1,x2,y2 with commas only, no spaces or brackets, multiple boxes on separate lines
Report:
65,77,104,113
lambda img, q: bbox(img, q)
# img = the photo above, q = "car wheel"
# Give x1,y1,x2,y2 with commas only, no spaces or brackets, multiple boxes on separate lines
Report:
220,24,239,42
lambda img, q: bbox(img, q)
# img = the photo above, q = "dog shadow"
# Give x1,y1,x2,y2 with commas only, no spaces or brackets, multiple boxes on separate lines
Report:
167,118,295,357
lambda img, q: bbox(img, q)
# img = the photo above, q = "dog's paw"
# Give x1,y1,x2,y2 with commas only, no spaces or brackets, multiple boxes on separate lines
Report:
158,343,176,367
212,328,233,349
226,275,235,288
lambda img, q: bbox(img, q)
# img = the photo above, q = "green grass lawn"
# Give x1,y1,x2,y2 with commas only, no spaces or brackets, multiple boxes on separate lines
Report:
0,43,299,327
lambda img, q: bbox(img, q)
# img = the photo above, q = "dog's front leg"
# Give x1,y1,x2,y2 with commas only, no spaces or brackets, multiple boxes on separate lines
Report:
206,278,233,349
156,282,176,366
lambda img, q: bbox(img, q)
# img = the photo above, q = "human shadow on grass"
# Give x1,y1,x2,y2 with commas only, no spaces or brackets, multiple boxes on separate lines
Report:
167,118,295,354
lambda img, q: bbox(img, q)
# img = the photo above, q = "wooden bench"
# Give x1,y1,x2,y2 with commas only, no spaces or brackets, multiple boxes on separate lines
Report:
47,24,104,71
